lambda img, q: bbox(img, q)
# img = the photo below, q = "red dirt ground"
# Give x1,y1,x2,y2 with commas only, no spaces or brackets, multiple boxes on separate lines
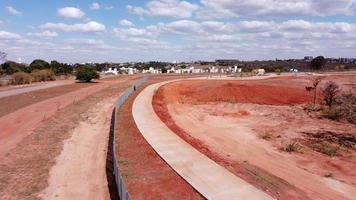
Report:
0,76,137,200
152,75,356,200
0,77,139,158
0,83,92,117
116,77,204,200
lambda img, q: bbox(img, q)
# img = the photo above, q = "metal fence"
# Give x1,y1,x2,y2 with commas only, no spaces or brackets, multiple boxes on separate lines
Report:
112,76,149,200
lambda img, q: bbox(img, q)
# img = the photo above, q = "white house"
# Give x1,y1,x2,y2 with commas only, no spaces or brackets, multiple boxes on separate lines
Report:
256,69,266,76
104,67,119,75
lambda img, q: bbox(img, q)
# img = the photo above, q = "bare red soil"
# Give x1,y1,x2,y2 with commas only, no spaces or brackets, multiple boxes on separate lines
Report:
116,77,204,200
175,80,310,105
153,75,356,200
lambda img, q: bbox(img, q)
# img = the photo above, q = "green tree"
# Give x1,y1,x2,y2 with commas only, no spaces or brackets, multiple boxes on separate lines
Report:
30,59,50,71
50,61,73,76
310,56,326,71
75,66,100,82
1,61,29,74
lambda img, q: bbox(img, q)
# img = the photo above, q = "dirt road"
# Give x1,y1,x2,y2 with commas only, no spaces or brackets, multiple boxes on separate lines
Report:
40,97,116,200
0,80,73,99
0,82,109,157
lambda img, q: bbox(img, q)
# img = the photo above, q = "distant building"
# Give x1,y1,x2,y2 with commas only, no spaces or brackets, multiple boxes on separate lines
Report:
104,67,118,75
339,58,356,64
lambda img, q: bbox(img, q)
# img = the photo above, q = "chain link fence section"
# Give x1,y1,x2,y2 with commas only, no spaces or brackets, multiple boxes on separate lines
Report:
112,76,149,200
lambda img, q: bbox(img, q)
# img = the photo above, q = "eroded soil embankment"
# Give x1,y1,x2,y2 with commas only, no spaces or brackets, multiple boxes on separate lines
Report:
153,79,356,200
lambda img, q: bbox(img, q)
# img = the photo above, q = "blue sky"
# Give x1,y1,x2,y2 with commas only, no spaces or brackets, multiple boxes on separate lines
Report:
0,0,356,63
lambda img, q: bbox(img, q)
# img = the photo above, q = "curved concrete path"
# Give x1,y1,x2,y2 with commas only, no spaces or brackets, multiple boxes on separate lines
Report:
132,80,274,200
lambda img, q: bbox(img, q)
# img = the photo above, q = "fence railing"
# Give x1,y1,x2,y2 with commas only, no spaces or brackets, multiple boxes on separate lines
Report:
112,76,149,200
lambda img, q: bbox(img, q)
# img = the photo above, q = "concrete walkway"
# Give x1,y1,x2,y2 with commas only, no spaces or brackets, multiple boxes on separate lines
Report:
132,80,274,200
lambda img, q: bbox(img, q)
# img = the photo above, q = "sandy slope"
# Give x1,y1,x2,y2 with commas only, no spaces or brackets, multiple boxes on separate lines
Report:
40,97,116,200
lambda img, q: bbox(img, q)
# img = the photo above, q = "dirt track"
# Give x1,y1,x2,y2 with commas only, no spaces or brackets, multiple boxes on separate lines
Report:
0,82,109,157
0,76,138,200
153,76,356,200
0,80,73,98
40,97,116,200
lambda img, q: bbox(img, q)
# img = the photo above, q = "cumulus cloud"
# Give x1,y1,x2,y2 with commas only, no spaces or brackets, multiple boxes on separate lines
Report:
119,19,135,27
127,0,199,18
0,31,22,40
6,6,22,16
40,21,106,33
57,7,85,19
27,30,58,39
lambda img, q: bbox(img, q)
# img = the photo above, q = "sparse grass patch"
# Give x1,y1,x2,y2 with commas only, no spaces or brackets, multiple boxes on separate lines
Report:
315,142,338,157
324,172,333,178
304,103,322,112
258,132,273,140
283,142,302,153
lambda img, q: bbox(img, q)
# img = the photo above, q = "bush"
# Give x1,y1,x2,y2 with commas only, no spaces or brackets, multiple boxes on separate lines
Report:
322,81,340,108
322,107,342,121
31,69,56,82
336,93,356,124
283,142,302,153
322,93,356,124
12,72,32,85
75,66,100,82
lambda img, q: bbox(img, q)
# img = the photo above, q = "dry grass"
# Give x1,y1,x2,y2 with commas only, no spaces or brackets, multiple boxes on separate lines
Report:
258,132,274,140
315,142,339,157
283,142,302,153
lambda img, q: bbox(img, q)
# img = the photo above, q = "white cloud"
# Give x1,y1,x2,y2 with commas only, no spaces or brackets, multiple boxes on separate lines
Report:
65,38,104,46
90,2,113,10
0,31,22,40
57,7,85,19
40,21,106,33
199,0,356,18
113,27,156,37
27,30,58,39
162,20,202,34
119,19,135,27
6,6,22,16
90,2,101,10
127,0,199,18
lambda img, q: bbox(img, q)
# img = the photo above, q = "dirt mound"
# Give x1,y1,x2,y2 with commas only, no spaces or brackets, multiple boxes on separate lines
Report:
166,80,310,106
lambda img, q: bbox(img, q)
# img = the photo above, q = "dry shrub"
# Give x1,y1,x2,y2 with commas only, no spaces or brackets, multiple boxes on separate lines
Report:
323,93,356,124
283,142,302,153
315,142,338,157
11,72,32,85
31,69,56,82
258,132,273,140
